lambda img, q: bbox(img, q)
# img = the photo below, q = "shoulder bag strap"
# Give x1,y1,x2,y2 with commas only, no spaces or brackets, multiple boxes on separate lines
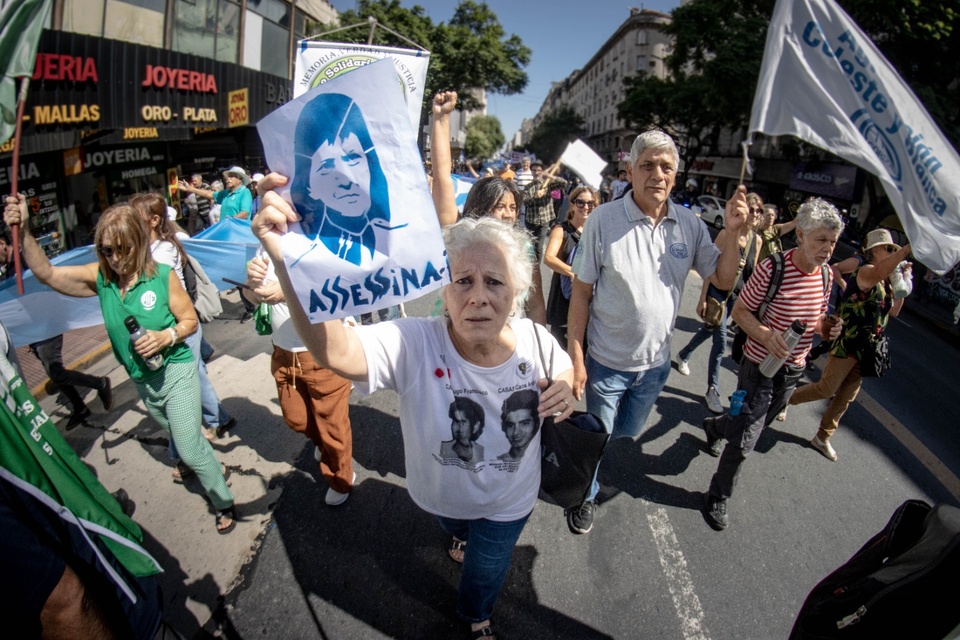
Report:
531,323,554,386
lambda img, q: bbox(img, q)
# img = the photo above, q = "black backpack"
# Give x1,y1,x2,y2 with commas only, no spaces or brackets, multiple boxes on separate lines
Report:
790,499,960,639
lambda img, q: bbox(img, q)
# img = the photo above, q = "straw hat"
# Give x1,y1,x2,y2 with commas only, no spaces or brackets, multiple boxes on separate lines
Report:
863,228,900,252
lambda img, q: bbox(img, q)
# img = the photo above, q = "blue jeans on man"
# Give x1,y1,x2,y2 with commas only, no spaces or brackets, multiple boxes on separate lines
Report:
435,512,531,623
583,355,672,501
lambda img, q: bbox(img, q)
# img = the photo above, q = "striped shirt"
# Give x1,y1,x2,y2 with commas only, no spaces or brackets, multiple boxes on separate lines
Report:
739,248,831,367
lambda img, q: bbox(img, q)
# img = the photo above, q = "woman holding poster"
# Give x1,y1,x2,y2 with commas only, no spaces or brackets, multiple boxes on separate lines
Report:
252,198,574,639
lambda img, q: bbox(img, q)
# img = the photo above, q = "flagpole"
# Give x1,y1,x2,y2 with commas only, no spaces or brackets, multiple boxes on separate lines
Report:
8,76,30,295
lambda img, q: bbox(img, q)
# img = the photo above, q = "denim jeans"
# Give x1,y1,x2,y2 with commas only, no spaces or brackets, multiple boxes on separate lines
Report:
677,304,730,393
707,359,804,501
584,355,672,500
169,325,231,460
435,512,531,623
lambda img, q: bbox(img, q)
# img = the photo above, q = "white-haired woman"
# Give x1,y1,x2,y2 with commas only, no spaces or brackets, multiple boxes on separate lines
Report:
789,230,912,461
251,199,575,640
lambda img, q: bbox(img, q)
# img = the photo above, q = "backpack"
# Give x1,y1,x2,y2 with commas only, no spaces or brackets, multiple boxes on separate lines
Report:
790,499,960,639
731,251,829,363
182,253,223,323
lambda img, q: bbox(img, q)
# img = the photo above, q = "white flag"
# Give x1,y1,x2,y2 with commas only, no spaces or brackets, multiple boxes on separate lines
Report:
749,0,960,273
559,140,607,189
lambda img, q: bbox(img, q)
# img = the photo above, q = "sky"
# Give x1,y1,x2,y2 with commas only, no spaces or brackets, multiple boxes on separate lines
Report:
326,0,682,139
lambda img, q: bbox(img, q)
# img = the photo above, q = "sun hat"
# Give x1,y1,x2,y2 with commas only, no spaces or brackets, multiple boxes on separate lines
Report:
863,228,900,252
223,166,251,186
251,172,265,182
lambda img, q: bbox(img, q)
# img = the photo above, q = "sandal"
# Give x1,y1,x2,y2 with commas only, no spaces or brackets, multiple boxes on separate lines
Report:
471,621,495,639
216,506,237,535
172,462,228,484
448,537,466,564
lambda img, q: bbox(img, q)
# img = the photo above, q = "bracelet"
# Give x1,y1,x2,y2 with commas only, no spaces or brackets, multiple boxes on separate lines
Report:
167,327,178,345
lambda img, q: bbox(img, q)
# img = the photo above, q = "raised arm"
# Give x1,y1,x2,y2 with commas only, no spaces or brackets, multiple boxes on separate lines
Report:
857,243,912,291
250,175,369,381
711,186,749,290
430,91,459,227
4,194,98,297
177,180,214,201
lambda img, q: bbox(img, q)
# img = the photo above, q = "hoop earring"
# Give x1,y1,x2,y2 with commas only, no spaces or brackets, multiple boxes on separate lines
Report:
509,311,516,317
443,309,450,318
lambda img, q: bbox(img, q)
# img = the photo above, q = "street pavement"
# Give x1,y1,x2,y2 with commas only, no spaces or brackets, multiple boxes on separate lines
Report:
34,277,960,639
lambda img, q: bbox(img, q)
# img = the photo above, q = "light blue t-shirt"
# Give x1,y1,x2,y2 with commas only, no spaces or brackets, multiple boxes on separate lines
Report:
214,187,252,219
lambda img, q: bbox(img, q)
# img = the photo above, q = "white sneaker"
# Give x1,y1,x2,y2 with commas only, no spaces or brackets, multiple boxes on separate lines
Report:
325,471,357,506
810,436,838,462
705,387,723,414
677,357,691,376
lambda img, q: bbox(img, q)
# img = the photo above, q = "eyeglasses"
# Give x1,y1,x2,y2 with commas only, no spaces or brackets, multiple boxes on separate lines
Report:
97,244,122,258
573,199,596,208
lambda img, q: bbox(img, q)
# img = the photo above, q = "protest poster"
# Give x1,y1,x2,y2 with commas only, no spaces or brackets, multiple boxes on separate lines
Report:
560,139,607,189
257,59,448,323
294,41,430,130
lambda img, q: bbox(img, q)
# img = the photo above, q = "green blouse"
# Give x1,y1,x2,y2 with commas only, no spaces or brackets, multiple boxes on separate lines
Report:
830,266,893,361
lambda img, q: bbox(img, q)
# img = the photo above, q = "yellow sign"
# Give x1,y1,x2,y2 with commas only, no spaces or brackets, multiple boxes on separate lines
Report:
228,88,249,127
63,147,83,177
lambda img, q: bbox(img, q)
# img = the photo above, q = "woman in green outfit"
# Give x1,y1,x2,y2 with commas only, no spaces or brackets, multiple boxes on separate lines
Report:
789,229,912,462
3,195,236,533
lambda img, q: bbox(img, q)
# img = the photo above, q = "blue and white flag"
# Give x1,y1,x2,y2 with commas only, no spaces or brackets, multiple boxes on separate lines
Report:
749,0,960,273
257,59,448,322
451,173,476,213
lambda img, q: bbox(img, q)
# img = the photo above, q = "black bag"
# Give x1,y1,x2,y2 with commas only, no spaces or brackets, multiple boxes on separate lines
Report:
860,335,891,378
790,499,960,640
532,325,610,510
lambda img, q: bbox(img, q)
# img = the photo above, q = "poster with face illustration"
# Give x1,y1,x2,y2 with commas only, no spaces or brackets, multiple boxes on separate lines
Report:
256,59,448,323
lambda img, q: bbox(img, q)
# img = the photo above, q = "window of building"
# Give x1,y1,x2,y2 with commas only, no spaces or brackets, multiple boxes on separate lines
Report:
637,55,647,71
61,0,102,36
172,0,240,63
637,30,647,45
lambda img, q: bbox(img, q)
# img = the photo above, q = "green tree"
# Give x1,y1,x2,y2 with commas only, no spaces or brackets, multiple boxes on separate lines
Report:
527,105,586,163
320,0,531,113
464,114,504,159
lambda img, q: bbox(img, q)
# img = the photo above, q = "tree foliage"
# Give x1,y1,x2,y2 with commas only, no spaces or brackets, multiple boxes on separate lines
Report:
527,105,586,163
465,115,505,159
319,0,530,114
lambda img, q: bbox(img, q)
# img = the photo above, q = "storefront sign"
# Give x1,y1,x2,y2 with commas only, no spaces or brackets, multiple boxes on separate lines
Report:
789,162,860,201
228,88,249,127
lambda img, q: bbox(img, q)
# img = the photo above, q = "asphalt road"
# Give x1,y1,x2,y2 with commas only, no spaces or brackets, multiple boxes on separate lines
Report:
191,269,957,640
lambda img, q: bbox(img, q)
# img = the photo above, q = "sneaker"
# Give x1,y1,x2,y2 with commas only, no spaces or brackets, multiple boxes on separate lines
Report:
65,406,91,431
565,499,596,535
704,495,729,530
776,407,788,422
810,436,838,462
325,471,357,506
702,416,723,457
705,386,723,414
240,310,254,324
98,377,113,411
676,357,691,376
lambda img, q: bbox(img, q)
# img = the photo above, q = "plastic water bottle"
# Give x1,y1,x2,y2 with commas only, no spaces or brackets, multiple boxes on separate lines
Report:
729,390,747,416
124,316,163,371
758,320,806,378
890,262,913,299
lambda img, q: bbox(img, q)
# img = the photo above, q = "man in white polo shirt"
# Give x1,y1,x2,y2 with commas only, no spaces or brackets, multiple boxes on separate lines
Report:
565,129,747,535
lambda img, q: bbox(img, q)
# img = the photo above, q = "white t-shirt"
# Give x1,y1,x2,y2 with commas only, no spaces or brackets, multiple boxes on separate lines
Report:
150,239,184,289
256,246,306,353
610,179,630,200
354,316,572,521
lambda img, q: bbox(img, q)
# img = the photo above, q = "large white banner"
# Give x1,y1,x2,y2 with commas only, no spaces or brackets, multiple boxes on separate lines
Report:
749,0,960,273
294,41,430,130
560,139,607,189
257,59,448,323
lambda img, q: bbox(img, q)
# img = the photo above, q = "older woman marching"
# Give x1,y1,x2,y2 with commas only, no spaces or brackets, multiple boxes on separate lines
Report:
252,186,575,639
789,229,912,461
4,194,236,534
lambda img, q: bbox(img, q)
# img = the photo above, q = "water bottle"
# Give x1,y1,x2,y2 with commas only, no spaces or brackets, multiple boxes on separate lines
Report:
890,262,913,299
729,390,747,416
124,316,163,371
758,320,806,378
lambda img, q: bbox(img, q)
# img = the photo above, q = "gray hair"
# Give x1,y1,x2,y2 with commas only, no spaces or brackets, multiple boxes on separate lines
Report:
795,198,843,234
629,130,679,168
442,217,534,315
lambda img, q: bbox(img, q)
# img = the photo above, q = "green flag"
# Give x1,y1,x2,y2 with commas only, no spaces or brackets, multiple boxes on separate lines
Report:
0,354,161,578
0,0,52,146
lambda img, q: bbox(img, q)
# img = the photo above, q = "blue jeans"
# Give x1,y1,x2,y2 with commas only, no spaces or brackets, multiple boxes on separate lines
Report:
435,512,531,623
677,304,730,393
584,355,672,500
169,326,231,460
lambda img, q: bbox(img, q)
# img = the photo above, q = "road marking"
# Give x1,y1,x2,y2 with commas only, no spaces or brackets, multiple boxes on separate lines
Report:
647,506,710,640
858,390,960,499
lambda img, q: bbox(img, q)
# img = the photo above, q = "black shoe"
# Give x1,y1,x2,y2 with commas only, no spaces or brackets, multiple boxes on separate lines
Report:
215,417,237,439
566,499,596,535
240,311,254,324
704,495,728,530
111,488,136,517
702,416,723,457
65,406,91,430
98,377,113,411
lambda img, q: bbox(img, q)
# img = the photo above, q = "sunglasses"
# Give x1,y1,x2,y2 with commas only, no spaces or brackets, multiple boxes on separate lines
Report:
97,244,123,258
749,207,763,214
573,199,596,208
883,246,897,253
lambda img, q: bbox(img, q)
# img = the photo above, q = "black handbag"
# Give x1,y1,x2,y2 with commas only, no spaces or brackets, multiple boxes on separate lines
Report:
860,334,891,378
532,325,610,509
